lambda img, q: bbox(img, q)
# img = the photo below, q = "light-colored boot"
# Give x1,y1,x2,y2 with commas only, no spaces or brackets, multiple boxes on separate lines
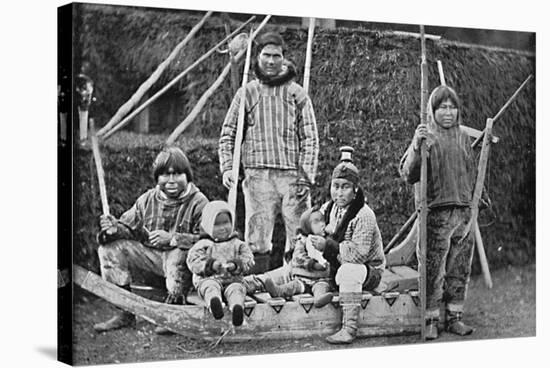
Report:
424,308,440,340
326,293,361,344
425,318,439,340
264,278,305,299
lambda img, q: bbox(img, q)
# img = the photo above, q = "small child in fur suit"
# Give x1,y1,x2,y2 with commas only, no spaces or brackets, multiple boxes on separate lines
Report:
264,207,334,308
187,201,254,326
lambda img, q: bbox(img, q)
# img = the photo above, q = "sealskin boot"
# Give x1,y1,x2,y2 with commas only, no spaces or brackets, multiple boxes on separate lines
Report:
209,296,224,320
154,292,185,335
232,304,244,326
445,310,474,336
264,278,305,299
425,318,439,340
312,282,333,308
326,293,361,344
94,285,136,332
225,285,246,326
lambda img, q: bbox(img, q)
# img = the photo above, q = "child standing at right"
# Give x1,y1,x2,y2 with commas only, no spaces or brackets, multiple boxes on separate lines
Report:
400,85,476,340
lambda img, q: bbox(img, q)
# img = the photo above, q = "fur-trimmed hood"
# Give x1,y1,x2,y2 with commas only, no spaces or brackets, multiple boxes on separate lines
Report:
199,201,236,241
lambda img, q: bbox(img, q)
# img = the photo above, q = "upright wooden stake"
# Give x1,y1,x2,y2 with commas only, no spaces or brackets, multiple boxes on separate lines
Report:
227,31,253,213
474,220,492,288
464,75,531,289
222,13,240,95
419,25,429,341
228,16,272,214
437,60,446,86
460,118,494,284
303,18,315,93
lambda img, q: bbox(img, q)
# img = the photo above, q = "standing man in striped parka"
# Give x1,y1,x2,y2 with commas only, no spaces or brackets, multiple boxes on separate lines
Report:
219,32,319,273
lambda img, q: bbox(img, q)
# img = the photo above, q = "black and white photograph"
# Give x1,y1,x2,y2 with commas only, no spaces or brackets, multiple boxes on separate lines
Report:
4,0,547,367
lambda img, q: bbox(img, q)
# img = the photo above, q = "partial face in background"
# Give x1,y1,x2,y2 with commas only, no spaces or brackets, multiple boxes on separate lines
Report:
157,166,188,198
330,178,356,208
309,211,326,236
434,98,458,128
257,44,284,76
212,212,233,241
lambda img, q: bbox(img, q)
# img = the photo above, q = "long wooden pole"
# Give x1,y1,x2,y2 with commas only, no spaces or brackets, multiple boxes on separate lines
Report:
419,25,429,341
472,74,532,147
437,60,446,86
383,212,417,253
464,75,530,289
89,119,110,216
474,220,492,288
222,13,240,95
96,11,213,137
460,118,495,289
228,16,272,213
100,15,256,140
303,18,315,93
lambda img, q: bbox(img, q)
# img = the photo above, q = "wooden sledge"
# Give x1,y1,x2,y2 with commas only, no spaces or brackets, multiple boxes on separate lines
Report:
74,264,420,341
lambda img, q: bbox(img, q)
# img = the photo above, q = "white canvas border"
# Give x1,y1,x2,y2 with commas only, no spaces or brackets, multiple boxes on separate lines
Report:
1,0,545,367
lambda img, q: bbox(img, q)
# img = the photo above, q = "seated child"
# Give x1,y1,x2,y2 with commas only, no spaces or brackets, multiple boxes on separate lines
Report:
187,201,254,326
264,207,334,308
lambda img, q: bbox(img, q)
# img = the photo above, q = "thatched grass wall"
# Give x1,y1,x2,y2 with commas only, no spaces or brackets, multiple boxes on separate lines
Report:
74,4,535,274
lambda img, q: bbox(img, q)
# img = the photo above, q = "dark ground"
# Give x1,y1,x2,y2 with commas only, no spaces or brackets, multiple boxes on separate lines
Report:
72,263,536,365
